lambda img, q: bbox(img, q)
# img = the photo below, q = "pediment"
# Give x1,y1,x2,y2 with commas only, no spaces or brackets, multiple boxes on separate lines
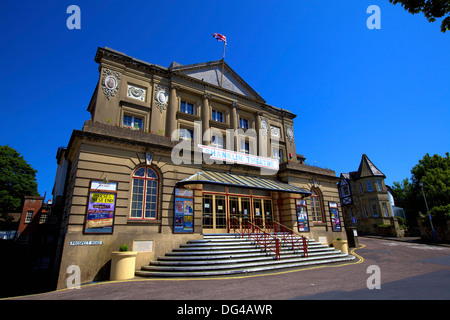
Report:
170,60,265,103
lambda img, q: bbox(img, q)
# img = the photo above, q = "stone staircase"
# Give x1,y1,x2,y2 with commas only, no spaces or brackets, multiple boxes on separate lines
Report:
135,233,355,278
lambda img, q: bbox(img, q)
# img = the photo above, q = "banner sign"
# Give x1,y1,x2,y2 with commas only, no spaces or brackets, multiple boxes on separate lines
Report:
84,180,117,234
296,199,310,232
198,145,279,170
329,202,342,232
174,188,194,233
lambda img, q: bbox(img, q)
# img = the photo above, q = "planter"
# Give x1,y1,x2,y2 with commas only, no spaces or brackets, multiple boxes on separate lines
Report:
110,251,137,281
332,240,348,254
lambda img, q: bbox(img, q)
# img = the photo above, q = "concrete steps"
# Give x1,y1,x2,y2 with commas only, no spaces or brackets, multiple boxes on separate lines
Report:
135,233,355,277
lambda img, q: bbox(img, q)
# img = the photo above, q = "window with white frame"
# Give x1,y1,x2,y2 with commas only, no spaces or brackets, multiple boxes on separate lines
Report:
123,114,144,130
363,205,368,217
39,212,48,224
25,210,33,223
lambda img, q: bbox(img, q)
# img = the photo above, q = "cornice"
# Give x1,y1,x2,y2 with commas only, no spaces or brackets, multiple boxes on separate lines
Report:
95,47,297,120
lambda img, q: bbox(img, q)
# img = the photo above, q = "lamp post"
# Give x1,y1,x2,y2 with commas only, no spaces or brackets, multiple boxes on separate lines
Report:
419,182,437,243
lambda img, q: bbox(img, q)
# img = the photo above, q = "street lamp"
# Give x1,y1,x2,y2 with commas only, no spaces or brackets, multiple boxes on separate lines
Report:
419,181,437,243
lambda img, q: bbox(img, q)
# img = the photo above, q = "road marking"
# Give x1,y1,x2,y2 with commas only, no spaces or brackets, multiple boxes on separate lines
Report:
383,241,445,250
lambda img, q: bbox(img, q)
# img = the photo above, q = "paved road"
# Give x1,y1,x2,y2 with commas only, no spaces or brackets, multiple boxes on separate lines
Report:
5,237,450,301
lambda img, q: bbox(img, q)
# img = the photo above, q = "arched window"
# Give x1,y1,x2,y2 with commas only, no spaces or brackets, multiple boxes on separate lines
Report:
310,188,323,223
130,166,159,220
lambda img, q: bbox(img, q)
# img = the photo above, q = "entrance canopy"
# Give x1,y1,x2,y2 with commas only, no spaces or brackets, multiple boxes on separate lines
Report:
176,170,311,195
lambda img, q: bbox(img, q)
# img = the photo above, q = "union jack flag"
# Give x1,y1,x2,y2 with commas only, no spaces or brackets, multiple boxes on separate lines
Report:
212,33,226,44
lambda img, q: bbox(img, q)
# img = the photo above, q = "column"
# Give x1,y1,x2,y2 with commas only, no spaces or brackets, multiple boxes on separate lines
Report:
230,102,238,152
166,84,179,137
202,94,211,143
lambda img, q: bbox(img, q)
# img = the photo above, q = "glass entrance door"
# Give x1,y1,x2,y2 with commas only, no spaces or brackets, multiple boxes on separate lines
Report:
202,194,227,233
253,198,273,230
203,192,273,233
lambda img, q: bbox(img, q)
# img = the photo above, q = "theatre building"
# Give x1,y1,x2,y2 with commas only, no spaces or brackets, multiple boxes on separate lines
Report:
54,47,348,288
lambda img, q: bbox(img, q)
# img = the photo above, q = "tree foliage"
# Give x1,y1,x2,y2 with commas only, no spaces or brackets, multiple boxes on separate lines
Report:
0,145,39,218
389,0,450,32
392,152,450,226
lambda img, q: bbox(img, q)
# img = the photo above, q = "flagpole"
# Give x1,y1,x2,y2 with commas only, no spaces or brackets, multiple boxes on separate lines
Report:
221,41,225,87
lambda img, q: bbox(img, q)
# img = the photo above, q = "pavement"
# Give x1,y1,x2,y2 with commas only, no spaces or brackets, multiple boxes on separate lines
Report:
2,236,450,302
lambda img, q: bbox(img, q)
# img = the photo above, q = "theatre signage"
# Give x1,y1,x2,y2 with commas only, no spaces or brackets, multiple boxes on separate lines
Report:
198,145,279,170
84,180,117,234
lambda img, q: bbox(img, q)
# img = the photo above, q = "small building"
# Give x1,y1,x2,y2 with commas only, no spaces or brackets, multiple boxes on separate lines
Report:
338,154,404,237
53,47,349,289
1,196,60,297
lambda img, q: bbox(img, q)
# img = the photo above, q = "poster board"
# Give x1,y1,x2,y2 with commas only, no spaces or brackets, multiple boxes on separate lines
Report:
174,188,194,233
329,201,342,232
296,199,310,232
84,180,117,234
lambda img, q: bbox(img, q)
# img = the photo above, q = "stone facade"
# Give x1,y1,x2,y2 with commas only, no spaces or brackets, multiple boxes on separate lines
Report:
338,154,403,237
54,47,348,289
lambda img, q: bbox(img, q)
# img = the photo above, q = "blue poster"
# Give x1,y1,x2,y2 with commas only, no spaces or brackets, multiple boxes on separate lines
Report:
174,197,194,233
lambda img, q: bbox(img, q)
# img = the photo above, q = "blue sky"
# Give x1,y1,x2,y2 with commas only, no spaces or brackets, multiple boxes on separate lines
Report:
0,1,449,199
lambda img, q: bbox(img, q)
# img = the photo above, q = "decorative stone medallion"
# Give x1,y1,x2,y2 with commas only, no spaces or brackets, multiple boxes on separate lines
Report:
260,117,268,137
155,84,169,113
102,69,120,100
285,124,294,143
127,84,146,101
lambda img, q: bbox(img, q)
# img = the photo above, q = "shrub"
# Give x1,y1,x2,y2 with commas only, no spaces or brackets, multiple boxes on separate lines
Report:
119,244,129,252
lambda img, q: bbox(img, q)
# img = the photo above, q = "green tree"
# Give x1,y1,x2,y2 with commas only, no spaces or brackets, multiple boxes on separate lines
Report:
392,152,450,227
0,145,39,220
389,0,450,32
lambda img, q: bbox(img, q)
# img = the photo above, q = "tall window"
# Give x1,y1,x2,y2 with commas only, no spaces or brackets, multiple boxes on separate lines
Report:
180,101,195,115
375,180,382,191
382,203,389,217
240,140,250,154
310,188,323,222
367,180,373,192
130,166,159,220
371,203,378,217
212,110,224,122
239,117,249,130
211,135,224,148
272,147,283,163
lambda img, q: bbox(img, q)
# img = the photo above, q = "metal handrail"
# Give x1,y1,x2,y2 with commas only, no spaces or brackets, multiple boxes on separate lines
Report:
268,220,308,257
230,217,281,260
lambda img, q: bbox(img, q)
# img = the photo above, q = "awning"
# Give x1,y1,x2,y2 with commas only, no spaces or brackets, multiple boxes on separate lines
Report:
176,170,311,195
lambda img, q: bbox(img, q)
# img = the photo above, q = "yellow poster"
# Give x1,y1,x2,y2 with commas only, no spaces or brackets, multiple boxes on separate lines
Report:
90,192,115,204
